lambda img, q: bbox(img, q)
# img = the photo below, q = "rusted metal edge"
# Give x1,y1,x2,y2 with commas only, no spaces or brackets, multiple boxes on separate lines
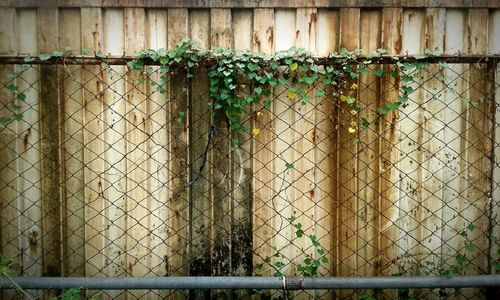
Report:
0,55,498,65
1,0,500,8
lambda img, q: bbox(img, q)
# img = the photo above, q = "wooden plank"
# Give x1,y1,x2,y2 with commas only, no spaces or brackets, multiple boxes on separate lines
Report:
358,9,381,279
102,8,127,282
378,7,402,284
314,8,338,281
145,7,169,280
0,8,18,300
420,7,445,277
231,9,253,281
15,9,43,289
398,9,425,282
188,9,211,300
124,8,149,282
294,5,317,277
488,9,500,276
3,0,500,9
441,7,467,276
210,10,232,290
166,8,189,289
59,7,85,277
38,7,62,282
81,7,106,279
251,8,275,279
337,8,360,283
274,8,296,277
464,7,491,277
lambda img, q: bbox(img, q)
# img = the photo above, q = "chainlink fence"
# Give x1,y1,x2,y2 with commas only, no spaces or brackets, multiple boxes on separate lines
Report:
0,56,499,299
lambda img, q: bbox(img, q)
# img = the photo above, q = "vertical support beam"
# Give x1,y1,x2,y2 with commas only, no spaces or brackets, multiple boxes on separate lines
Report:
81,7,105,279
398,9,425,278
124,8,148,281
379,8,402,282
421,7,446,275
37,7,62,281
210,9,233,290
465,7,492,277
488,9,500,276
59,7,85,277
294,8,317,277
102,8,127,283
166,9,189,299
145,7,169,279
338,8,360,283
0,7,18,300
274,8,296,276
358,9,381,279
16,10,43,293
252,8,275,279
315,8,338,279
188,8,212,300
231,8,254,279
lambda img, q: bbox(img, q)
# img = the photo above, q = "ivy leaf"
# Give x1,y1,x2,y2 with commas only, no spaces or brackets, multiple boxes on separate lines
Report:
414,54,427,59
23,56,35,63
388,102,400,111
0,117,11,125
316,88,325,97
372,68,384,77
52,50,64,57
285,162,294,170
377,107,389,115
39,53,51,61
13,114,23,121
82,48,90,55
254,86,262,95
465,244,476,253
290,62,298,71
17,93,26,101
321,256,329,264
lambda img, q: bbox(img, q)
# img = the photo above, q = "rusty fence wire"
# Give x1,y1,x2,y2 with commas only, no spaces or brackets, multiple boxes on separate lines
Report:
0,57,499,299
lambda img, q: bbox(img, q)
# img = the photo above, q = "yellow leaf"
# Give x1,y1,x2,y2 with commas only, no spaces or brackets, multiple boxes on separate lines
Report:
350,110,357,115
351,83,359,90
287,91,297,101
351,120,357,127
290,62,298,71
340,95,347,102
252,128,261,137
348,127,356,134
256,111,264,117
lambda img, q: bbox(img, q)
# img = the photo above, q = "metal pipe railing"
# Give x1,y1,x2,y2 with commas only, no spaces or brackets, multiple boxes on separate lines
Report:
1,275,499,290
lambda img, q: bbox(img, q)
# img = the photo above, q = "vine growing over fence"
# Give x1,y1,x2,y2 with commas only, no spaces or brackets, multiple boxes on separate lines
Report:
2,38,478,149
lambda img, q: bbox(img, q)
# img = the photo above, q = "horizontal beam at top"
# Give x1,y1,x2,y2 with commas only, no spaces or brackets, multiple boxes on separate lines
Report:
0,55,498,65
0,0,500,8
1,275,500,290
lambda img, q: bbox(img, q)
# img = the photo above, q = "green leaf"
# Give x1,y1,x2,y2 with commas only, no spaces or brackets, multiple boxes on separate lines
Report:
316,88,325,97
390,69,399,79
295,229,304,238
52,50,64,57
95,50,104,58
317,248,325,255
82,48,90,55
38,53,51,61
304,258,312,265
285,162,294,170
455,255,467,265
7,84,17,92
372,69,384,77
16,93,26,101
290,62,298,71
388,102,400,111
467,224,475,232
13,114,23,121
23,56,35,63
414,54,426,59
0,117,11,125
254,86,262,95
377,107,389,115
465,243,476,253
